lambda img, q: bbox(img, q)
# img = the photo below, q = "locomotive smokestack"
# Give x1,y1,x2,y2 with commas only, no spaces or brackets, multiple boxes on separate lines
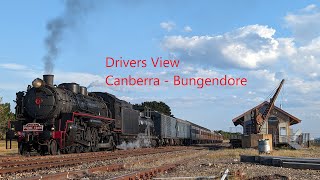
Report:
43,74,54,86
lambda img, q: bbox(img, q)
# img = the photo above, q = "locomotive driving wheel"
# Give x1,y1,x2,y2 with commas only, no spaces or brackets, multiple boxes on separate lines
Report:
91,128,99,152
75,145,82,153
83,127,92,152
66,145,76,154
110,136,116,151
48,139,59,155
19,142,30,156
82,146,90,153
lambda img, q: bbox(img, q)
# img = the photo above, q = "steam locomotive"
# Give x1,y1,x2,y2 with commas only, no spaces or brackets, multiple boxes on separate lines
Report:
8,75,222,155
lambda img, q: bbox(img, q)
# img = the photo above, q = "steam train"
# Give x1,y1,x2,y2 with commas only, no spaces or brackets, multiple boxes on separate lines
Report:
8,75,222,155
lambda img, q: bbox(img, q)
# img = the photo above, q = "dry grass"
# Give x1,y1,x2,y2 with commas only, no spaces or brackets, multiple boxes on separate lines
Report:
208,148,257,159
207,147,320,159
0,140,18,156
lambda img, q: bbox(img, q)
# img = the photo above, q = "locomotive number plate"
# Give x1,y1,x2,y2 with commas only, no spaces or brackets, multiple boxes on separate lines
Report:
23,123,44,132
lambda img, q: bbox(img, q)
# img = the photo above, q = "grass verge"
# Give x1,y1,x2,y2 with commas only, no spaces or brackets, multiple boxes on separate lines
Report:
0,140,18,156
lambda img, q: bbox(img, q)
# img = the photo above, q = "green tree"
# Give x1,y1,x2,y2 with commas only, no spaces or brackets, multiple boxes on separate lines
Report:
134,101,172,116
216,130,242,140
0,98,15,139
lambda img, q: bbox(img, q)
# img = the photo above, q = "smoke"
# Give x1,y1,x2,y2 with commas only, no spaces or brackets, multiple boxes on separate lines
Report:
43,0,98,74
116,134,152,150
87,80,105,89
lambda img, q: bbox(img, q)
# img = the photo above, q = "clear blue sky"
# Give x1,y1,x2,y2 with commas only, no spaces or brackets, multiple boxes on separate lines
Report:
1,0,320,137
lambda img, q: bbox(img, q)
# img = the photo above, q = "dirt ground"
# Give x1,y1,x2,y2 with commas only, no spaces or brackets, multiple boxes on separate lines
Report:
0,140,18,156
156,146,320,180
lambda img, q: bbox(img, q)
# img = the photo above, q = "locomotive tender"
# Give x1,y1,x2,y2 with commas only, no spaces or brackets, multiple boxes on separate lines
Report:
8,75,222,155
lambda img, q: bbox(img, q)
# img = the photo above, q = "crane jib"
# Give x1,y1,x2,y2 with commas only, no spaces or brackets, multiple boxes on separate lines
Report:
252,79,285,134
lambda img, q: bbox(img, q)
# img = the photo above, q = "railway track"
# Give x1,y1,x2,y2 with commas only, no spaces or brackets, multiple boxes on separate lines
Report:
109,156,193,180
22,148,205,180
0,146,190,176
0,149,121,163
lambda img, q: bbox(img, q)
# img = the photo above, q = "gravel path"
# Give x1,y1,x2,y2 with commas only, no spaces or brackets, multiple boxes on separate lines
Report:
157,150,320,180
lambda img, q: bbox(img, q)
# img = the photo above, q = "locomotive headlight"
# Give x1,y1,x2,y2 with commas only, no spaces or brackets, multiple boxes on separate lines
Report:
32,78,43,88
51,127,55,131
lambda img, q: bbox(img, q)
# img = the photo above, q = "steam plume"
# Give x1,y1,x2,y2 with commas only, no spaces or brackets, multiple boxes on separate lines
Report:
116,134,151,150
87,80,104,89
43,0,97,73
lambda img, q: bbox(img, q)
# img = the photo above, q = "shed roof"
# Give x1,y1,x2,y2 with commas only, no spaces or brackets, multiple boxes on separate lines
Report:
232,101,301,126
